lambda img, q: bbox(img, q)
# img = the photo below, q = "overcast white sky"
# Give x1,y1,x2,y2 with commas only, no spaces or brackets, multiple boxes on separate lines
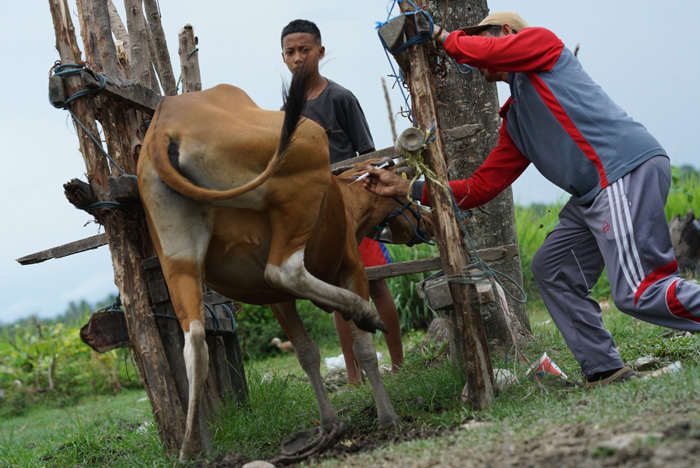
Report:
1,0,698,324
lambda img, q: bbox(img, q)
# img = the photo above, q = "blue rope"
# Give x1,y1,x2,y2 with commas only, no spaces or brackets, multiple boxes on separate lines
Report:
376,0,436,123
452,199,527,304
78,200,140,212
50,63,136,179
204,303,219,334
376,0,474,124
450,58,473,75
221,303,238,334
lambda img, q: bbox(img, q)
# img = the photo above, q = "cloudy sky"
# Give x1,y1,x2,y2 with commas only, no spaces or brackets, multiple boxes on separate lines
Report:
2,0,698,324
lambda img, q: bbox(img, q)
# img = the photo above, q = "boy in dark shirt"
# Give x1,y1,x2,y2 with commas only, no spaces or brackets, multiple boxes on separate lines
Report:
281,19,403,385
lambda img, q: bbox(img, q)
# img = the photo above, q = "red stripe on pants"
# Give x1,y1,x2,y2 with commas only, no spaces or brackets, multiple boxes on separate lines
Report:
634,259,678,307
666,279,700,324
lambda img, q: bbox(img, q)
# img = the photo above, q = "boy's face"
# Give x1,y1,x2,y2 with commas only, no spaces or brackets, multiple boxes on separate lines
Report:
281,32,325,74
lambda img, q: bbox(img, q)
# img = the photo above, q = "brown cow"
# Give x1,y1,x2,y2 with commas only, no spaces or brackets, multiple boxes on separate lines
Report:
137,69,431,460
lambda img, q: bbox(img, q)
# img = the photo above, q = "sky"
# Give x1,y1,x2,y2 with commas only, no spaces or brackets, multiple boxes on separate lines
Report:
1,0,699,324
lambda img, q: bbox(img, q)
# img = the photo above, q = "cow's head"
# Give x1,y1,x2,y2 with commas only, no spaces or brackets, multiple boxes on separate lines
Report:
339,158,434,246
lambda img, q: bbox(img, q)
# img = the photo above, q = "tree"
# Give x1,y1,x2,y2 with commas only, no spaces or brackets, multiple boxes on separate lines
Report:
432,0,531,341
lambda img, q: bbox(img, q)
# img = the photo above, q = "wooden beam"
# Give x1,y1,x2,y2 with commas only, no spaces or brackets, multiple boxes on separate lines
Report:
366,244,519,280
16,234,107,265
330,146,397,174
399,0,494,409
80,69,163,115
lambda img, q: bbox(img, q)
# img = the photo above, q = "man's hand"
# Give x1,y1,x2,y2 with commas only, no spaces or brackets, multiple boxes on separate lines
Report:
362,165,411,198
432,24,450,46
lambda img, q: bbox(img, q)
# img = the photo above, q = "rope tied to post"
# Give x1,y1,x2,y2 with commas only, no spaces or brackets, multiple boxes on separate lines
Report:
395,125,446,206
49,62,136,180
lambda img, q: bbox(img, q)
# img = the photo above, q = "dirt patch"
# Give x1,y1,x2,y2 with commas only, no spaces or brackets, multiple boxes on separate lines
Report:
294,409,700,468
204,363,700,468
205,409,700,468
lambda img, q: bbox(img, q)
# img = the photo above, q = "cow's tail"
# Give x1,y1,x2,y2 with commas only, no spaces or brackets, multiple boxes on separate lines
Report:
149,66,310,202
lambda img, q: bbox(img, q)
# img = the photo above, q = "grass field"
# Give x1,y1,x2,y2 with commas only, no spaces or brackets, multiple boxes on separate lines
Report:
2,167,700,466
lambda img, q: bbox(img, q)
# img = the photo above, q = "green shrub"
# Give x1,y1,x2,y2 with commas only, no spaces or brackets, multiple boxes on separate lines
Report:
0,307,141,416
385,243,440,331
236,301,338,359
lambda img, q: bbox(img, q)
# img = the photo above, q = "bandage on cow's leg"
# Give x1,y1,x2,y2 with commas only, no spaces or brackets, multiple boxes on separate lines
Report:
270,302,339,430
165,270,209,461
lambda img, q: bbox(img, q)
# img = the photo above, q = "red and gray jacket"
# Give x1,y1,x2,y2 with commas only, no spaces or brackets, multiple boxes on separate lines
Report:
412,27,667,209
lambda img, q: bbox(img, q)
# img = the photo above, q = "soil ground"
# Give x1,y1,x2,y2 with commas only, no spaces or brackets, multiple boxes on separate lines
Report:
205,367,700,468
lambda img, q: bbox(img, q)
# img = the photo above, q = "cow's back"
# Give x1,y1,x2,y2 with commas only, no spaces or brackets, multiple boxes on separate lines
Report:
139,83,330,205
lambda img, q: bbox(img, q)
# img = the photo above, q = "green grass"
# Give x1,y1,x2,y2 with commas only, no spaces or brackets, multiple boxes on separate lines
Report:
3,165,700,466
0,388,163,467
3,302,700,467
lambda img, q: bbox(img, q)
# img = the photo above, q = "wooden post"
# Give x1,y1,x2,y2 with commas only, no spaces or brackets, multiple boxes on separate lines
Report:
48,0,186,453
107,0,133,77
432,0,530,336
178,24,201,93
124,0,160,92
143,0,178,96
398,0,494,408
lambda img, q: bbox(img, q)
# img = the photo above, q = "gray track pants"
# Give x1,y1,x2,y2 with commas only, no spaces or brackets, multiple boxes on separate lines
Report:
531,156,700,376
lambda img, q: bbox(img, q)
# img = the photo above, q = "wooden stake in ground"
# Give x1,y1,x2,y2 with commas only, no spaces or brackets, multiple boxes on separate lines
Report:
397,0,494,409
48,0,186,453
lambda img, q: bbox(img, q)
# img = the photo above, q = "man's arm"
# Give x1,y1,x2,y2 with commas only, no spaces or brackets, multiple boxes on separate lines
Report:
371,117,530,210
443,27,564,73
448,120,530,210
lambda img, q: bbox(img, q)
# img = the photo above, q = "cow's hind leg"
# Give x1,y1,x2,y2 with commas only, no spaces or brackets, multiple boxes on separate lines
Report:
348,323,400,428
263,206,386,334
166,267,209,461
265,249,386,334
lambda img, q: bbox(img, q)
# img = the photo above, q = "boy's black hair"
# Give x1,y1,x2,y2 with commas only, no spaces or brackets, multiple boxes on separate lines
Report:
281,19,322,47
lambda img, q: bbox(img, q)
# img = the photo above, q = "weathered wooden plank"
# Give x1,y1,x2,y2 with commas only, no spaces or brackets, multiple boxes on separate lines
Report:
16,234,108,265
366,244,519,280
330,146,396,174
80,69,162,114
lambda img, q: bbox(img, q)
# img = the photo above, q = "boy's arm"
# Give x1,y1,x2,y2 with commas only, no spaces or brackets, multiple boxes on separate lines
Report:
443,27,564,73
340,94,375,154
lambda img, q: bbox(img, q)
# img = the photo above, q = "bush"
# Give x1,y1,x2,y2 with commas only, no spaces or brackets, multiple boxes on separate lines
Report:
236,301,337,359
0,309,141,416
385,243,440,331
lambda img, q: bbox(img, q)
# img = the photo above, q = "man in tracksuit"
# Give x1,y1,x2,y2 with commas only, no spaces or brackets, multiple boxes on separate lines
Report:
363,11,700,387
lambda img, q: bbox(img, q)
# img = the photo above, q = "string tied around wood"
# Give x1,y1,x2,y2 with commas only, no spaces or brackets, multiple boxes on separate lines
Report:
395,125,447,206
375,0,434,124
101,294,238,337
376,0,473,125
175,47,199,93
49,62,136,180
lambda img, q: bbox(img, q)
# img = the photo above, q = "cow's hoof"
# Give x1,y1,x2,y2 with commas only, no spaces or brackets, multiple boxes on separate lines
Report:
270,421,344,464
379,413,401,429
356,314,388,334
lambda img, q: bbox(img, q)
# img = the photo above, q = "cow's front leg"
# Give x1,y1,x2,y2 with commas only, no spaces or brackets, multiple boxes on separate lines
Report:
269,301,339,431
348,322,400,428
